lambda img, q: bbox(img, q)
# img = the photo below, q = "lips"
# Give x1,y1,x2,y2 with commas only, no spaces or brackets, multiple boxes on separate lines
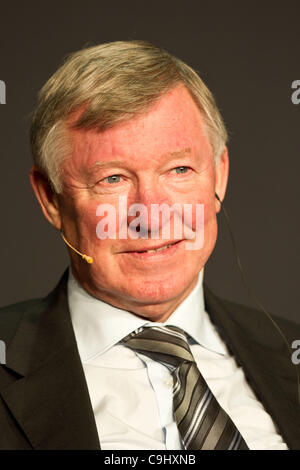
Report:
123,240,182,254
118,240,185,261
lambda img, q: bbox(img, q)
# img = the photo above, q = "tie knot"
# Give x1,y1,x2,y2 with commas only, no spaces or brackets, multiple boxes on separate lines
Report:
121,325,195,368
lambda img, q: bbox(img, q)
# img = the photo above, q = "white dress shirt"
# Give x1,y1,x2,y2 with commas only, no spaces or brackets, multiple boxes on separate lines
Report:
67,268,288,450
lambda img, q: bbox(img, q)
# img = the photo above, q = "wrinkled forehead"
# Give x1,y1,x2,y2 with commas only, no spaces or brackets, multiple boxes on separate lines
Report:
64,85,213,171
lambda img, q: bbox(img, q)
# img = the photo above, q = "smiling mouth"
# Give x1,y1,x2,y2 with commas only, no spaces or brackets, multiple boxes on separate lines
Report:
123,240,183,254
135,243,176,254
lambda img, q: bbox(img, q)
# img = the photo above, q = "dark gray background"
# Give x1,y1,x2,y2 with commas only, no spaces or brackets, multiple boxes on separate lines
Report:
0,1,299,323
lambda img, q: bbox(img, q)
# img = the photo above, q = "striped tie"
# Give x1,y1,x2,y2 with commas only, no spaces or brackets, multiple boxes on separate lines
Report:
121,325,249,450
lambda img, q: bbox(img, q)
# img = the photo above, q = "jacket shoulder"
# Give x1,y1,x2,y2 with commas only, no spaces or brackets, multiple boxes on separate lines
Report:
223,296,300,340
204,284,300,346
0,269,69,345
0,297,46,344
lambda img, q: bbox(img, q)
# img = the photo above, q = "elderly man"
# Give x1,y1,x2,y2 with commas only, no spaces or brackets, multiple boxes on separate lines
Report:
0,41,299,450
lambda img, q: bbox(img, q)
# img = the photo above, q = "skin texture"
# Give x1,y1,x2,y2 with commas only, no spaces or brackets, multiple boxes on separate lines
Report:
30,84,229,322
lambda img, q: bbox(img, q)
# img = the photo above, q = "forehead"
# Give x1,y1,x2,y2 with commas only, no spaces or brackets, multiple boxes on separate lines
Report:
67,85,213,169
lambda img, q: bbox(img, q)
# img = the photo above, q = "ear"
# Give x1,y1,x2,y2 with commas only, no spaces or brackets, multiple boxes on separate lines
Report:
29,165,62,230
214,146,229,213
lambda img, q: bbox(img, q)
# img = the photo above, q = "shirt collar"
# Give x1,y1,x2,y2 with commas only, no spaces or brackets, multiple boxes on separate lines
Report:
68,267,227,362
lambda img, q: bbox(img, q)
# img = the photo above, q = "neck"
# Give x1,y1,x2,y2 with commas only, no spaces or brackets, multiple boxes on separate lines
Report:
70,269,201,322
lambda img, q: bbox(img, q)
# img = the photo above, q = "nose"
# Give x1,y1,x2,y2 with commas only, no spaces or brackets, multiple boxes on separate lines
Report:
126,178,170,238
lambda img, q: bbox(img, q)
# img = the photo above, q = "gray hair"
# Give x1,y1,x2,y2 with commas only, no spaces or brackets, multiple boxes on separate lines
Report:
30,40,228,193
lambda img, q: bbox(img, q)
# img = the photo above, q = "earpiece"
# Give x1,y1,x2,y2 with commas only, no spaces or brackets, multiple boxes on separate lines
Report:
215,192,221,203
60,231,93,264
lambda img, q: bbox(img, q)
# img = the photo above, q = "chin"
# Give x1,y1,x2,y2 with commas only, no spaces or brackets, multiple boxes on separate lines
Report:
122,271,196,306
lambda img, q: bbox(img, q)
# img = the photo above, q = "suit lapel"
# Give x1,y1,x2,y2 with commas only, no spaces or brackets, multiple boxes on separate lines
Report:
204,285,300,450
0,269,100,450
2,271,299,449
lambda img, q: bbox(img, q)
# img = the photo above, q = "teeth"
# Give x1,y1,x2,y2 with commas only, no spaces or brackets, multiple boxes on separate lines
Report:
145,244,172,253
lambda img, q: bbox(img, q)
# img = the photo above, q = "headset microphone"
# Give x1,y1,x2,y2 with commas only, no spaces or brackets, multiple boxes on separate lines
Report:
60,231,93,264
215,192,300,404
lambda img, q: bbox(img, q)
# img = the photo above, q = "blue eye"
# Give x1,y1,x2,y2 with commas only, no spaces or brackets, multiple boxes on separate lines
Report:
174,166,189,174
106,175,121,184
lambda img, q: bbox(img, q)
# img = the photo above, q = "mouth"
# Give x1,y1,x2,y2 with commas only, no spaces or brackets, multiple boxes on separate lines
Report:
120,240,184,259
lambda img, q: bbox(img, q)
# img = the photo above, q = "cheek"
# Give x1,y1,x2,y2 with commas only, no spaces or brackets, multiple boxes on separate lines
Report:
204,198,217,225
171,175,216,228
182,195,216,233
67,201,103,246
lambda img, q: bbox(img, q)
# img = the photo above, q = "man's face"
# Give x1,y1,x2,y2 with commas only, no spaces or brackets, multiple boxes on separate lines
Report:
46,85,228,320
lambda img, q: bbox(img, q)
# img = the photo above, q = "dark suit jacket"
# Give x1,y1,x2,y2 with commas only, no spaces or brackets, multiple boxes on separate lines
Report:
0,269,299,450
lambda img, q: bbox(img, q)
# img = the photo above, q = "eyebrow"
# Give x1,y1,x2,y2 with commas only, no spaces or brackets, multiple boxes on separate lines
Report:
90,148,192,170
